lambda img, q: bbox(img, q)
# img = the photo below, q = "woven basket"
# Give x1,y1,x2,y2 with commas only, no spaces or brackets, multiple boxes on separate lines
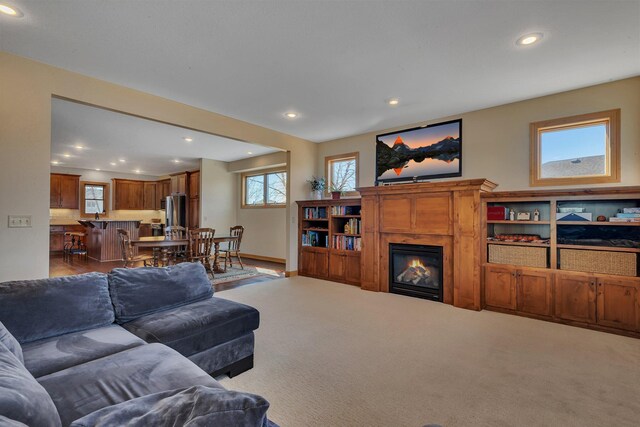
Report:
488,244,547,268
560,249,637,277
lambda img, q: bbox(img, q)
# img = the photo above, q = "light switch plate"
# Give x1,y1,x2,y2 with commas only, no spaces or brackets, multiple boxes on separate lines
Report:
8,215,32,228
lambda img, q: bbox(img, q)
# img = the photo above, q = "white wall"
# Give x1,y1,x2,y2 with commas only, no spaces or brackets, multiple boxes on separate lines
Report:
317,77,640,191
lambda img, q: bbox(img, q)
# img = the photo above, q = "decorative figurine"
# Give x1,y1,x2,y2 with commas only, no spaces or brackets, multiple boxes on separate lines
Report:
509,210,515,221
597,215,607,222
533,209,540,222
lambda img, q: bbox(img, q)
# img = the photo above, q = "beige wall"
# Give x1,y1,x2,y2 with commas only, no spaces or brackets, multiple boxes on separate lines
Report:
228,152,289,261
200,159,237,234
0,52,316,280
317,77,640,191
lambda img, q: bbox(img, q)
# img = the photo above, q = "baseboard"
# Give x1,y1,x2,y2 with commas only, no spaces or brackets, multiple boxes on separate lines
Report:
285,270,298,277
239,253,286,264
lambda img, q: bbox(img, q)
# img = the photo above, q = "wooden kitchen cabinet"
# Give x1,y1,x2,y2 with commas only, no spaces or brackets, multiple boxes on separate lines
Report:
155,179,171,210
189,171,199,198
50,174,80,209
555,273,596,324
596,277,639,331
113,179,144,210
171,173,188,194
143,182,156,210
484,265,517,310
189,198,199,228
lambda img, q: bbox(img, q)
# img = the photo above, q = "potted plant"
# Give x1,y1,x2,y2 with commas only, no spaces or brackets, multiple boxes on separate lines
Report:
329,184,343,200
306,176,326,200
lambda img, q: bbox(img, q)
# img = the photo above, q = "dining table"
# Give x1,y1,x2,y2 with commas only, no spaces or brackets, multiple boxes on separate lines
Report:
212,235,239,273
131,236,189,267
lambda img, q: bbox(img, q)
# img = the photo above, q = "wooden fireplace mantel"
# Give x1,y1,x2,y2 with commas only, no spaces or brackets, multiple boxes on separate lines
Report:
358,179,498,310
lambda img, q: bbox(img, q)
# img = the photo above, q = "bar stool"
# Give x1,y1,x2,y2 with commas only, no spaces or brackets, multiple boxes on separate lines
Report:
63,232,88,262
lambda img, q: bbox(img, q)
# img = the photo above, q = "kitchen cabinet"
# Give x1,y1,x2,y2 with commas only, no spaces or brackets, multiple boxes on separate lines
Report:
49,224,84,252
555,273,596,324
155,179,171,210
171,173,188,194
189,198,199,228
113,179,144,210
189,171,199,198
143,182,156,210
50,174,80,209
139,224,153,238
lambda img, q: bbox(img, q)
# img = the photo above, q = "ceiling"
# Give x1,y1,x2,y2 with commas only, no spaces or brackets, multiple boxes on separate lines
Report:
2,1,640,142
51,98,280,176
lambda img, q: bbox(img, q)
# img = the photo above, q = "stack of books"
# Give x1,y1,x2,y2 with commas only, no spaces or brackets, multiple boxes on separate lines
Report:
344,218,361,234
610,208,640,223
332,235,361,251
331,206,360,216
303,207,327,219
302,231,328,247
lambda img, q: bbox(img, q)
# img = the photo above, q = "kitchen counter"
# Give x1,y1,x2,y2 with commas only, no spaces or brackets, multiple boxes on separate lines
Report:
77,219,143,261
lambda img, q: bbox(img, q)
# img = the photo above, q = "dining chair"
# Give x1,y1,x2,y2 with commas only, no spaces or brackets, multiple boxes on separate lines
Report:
223,225,245,270
117,229,153,268
165,225,187,262
188,228,215,278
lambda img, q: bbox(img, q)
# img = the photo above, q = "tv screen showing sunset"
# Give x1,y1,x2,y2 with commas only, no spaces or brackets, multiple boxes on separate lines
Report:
376,120,461,182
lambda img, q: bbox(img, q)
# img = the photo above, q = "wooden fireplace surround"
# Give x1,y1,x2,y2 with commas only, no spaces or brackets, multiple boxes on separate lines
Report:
358,179,497,310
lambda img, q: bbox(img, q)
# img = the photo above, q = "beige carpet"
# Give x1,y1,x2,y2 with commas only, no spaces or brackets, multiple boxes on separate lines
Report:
218,277,640,427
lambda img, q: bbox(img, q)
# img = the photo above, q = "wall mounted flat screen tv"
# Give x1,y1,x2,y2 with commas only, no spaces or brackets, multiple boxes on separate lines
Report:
376,119,462,184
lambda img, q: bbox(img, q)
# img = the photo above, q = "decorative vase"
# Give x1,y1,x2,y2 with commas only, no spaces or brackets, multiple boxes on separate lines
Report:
331,191,341,200
311,190,322,200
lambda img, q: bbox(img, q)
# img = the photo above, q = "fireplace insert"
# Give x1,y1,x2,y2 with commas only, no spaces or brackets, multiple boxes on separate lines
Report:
389,243,443,301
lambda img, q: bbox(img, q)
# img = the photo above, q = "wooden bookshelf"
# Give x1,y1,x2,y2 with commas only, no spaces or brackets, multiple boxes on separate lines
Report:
297,199,362,286
481,186,640,338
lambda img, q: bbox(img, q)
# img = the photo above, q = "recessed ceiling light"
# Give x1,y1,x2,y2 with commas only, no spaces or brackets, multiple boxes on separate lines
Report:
63,154,71,158
284,112,298,119
110,162,117,166
51,160,59,165
118,159,126,163
516,32,543,46
183,137,193,142
134,169,141,174
173,159,181,163
247,151,253,155
95,168,101,171
0,4,23,17
387,98,400,106
74,145,83,149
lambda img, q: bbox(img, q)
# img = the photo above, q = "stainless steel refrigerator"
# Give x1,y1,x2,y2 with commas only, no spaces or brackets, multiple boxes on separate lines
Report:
165,194,187,228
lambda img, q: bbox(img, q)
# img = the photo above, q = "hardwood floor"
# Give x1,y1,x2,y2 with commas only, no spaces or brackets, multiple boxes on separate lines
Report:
49,253,285,292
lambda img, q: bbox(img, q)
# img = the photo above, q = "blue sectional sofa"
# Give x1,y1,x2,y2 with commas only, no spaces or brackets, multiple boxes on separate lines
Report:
0,263,272,427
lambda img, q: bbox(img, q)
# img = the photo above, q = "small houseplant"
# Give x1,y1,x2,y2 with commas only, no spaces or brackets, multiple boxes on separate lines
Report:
306,176,326,200
329,184,343,200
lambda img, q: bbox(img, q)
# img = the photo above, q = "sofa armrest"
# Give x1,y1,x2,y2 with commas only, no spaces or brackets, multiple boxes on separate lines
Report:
69,385,274,427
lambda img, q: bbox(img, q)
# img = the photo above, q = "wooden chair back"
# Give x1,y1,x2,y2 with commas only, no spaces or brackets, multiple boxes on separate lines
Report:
165,225,186,240
117,228,133,263
188,228,215,262
229,225,244,251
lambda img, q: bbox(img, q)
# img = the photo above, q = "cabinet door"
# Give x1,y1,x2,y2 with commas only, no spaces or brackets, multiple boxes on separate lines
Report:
127,181,144,210
344,252,361,285
329,252,346,281
189,171,199,198
143,182,156,210
189,198,199,228
49,227,64,251
555,273,596,324
596,277,638,331
113,180,127,210
171,174,187,194
484,265,516,310
300,250,328,279
59,175,79,209
155,182,164,210
517,269,553,316
50,174,61,208
139,224,152,238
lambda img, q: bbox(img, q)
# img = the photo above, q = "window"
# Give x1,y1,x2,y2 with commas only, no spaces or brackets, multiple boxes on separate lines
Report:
530,109,620,186
242,169,287,208
80,182,109,217
325,152,359,195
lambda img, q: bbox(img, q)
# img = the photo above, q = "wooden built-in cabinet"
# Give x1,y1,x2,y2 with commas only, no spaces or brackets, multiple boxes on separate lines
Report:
50,174,80,209
482,186,640,337
113,179,144,210
143,182,156,210
112,173,197,214
297,199,361,286
155,179,171,210
171,172,188,194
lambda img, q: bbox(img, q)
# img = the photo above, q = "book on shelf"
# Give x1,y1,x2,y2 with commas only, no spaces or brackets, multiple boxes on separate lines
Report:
609,217,640,223
302,231,328,247
615,213,640,218
622,208,640,214
330,205,361,216
332,235,361,251
487,206,509,220
303,207,327,219
344,218,361,234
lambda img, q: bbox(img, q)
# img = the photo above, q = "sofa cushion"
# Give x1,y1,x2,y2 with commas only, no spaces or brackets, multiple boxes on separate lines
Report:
37,343,221,426
0,273,114,344
108,263,213,324
23,325,146,378
0,321,23,364
0,342,62,427
68,385,271,427
122,297,259,358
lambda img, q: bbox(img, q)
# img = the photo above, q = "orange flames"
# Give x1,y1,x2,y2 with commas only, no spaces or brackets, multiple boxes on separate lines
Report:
409,259,426,269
